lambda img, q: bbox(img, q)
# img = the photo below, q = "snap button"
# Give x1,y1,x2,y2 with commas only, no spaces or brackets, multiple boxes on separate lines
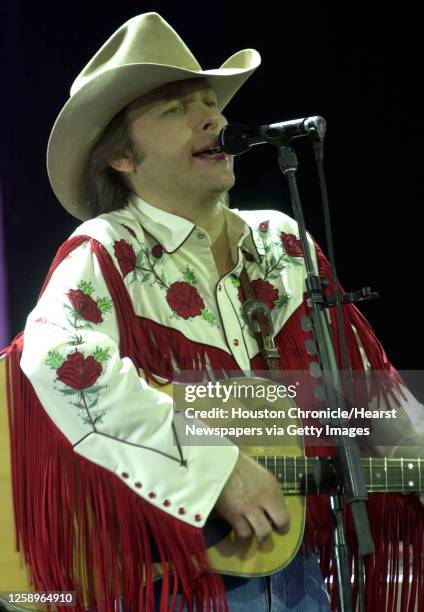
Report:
233,339,240,346
121,472,129,479
197,231,205,239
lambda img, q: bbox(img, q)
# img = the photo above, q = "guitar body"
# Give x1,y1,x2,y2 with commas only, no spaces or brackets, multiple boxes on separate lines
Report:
205,442,306,577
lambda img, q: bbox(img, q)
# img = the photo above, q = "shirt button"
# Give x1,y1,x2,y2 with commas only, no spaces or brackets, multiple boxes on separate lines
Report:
197,231,205,239
233,339,240,346
218,285,222,291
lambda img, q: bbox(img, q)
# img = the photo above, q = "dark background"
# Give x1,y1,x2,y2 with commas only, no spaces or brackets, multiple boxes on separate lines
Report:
1,1,422,368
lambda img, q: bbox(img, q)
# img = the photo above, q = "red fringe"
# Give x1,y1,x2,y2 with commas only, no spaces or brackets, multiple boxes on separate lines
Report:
38,235,90,299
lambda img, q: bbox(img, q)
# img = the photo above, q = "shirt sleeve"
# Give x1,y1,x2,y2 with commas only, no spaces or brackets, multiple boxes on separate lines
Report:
20,240,239,527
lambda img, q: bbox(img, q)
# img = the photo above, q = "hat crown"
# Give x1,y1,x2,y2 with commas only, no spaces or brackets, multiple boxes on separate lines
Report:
71,13,202,96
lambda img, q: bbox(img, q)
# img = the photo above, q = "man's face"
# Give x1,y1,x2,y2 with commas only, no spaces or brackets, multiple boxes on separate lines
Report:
122,78,235,207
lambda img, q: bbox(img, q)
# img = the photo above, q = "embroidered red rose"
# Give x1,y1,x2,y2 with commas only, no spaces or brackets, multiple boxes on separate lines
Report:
56,352,102,389
280,232,303,257
152,244,164,258
67,289,103,324
166,281,205,319
238,279,279,310
121,224,137,238
113,240,137,277
259,221,269,233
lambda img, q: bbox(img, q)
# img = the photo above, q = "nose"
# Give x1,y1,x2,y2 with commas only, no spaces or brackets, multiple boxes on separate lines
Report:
198,106,227,133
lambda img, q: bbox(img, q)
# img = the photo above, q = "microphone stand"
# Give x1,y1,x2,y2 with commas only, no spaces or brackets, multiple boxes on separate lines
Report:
277,141,375,611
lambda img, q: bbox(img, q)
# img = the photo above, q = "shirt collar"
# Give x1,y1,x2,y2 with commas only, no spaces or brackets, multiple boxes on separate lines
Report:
127,193,261,262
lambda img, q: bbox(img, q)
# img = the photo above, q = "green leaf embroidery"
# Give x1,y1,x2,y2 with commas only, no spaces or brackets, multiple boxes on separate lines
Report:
84,384,106,394
59,387,81,395
96,296,113,314
141,273,151,282
46,351,65,369
69,333,84,346
229,274,241,287
274,294,290,308
201,308,218,326
77,280,95,296
92,347,110,363
183,267,197,286
136,250,145,267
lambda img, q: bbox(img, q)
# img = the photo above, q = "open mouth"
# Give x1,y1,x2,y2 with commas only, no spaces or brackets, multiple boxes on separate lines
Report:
193,146,226,161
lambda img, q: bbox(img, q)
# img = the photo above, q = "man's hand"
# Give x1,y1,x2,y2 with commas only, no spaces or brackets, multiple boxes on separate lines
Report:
215,451,290,543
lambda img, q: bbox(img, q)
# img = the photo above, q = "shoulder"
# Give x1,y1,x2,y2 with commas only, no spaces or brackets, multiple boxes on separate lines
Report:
232,206,318,267
233,208,301,237
71,206,142,245
67,206,145,279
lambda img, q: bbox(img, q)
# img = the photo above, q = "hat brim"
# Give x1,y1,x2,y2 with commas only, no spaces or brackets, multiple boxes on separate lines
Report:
47,49,261,220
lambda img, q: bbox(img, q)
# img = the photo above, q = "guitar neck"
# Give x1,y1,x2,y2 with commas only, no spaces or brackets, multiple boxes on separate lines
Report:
255,456,424,495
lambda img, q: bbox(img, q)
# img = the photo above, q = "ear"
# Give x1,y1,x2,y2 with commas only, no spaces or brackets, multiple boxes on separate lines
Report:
109,155,136,174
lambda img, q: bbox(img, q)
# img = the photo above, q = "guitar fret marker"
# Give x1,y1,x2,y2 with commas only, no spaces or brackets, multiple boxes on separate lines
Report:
408,481,414,487
408,462,414,470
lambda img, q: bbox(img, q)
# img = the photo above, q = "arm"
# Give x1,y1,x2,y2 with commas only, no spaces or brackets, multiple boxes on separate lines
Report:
21,239,239,527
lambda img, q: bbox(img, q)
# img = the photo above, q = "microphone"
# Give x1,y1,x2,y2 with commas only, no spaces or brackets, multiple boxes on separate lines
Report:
219,116,326,155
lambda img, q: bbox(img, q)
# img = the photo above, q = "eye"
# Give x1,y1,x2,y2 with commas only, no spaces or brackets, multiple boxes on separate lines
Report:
205,99,218,108
165,105,183,115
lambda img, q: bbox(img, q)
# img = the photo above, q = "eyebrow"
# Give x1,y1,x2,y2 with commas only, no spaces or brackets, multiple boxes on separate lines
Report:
158,87,217,105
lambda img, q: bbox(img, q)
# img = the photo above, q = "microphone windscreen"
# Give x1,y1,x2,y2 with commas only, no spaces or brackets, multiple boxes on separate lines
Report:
218,123,251,156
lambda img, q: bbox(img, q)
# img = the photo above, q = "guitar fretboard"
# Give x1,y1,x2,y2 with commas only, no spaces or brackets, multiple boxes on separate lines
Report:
255,456,424,495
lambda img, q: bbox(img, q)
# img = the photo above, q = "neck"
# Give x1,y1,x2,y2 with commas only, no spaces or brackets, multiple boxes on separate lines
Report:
133,189,227,245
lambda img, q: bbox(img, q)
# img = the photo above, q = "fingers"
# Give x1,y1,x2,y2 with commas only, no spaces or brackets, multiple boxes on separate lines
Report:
232,515,253,539
262,501,291,535
244,507,274,543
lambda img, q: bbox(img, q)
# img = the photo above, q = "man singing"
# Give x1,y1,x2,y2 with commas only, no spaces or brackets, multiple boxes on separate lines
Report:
5,12,424,611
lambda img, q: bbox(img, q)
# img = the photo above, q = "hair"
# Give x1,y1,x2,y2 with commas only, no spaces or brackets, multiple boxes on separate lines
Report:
84,107,230,218
84,108,144,218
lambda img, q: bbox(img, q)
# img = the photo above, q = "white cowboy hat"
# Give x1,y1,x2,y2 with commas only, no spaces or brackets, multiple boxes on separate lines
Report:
47,12,261,220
